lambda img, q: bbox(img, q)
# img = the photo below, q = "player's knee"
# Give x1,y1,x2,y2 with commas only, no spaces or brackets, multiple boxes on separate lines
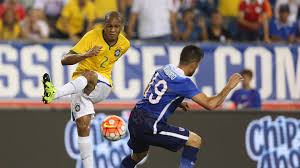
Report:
84,82,96,95
132,151,148,162
186,132,202,148
82,71,98,85
82,71,98,95
76,115,92,136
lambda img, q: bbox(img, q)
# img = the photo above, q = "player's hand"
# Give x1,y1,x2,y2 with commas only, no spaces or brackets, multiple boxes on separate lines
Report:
84,46,102,58
179,102,190,112
227,73,243,89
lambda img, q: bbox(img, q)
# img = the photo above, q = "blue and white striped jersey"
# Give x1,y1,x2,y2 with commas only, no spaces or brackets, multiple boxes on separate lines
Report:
136,64,200,123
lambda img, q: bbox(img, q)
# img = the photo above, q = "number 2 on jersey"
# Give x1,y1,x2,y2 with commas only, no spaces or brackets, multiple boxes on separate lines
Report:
145,72,168,104
100,56,109,68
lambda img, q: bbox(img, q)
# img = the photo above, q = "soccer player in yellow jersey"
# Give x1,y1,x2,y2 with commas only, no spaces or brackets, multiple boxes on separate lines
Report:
41,11,130,168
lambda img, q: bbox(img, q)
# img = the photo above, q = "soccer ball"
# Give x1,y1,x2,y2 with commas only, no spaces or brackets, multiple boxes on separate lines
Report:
101,115,127,141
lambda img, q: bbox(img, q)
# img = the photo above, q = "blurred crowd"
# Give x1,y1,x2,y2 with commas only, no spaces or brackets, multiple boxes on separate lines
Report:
0,0,300,43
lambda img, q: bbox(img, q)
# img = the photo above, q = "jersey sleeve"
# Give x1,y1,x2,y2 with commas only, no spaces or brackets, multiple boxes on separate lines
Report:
239,1,246,12
18,5,26,20
167,0,177,12
262,1,268,13
253,90,261,109
291,23,298,35
174,78,200,99
269,20,276,36
121,40,130,56
230,90,238,103
264,1,272,17
60,3,72,18
15,24,21,38
70,30,93,54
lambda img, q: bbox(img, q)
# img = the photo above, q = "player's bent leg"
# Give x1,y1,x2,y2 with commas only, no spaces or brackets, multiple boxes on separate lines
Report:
185,131,202,149
88,81,112,104
121,151,148,168
76,114,93,168
81,71,98,96
180,131,202,168
132,151,148,164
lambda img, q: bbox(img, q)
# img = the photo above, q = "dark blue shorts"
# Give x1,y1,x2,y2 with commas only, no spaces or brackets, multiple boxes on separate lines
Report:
127,107,189,153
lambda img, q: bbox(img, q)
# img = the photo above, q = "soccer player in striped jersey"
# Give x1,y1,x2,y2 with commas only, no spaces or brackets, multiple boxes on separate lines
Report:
121,45,243,168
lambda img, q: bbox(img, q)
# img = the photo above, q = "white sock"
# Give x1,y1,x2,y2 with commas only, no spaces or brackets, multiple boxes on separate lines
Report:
54,76,88,99
78,136,93,168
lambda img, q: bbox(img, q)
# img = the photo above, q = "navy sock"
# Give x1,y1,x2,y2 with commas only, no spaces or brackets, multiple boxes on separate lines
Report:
179,146,199,168
121,155,138,168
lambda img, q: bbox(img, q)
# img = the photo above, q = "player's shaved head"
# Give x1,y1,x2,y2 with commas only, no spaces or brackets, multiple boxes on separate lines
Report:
179,45,204,65
103,11,124,45
104,11,124,25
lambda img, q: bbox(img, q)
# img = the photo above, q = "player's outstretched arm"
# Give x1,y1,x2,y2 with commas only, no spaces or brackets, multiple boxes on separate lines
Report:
192,73,243,110
61,46,102,65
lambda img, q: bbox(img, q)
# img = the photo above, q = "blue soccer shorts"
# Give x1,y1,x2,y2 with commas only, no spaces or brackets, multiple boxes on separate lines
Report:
127,107,190,153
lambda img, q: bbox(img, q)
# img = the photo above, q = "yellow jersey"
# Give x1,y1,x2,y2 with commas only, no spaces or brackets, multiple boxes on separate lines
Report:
218,0,241,17
56,0,96,35
0,20,21,40
93,0,118,19
70,27,130,85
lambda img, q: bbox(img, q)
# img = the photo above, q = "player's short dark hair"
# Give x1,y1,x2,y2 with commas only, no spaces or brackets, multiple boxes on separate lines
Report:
104,11,125,25
240,69,253,78
179,45,204,65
